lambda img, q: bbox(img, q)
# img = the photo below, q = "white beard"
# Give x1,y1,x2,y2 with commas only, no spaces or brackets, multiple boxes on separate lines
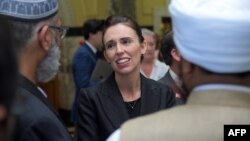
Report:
36,39,60,83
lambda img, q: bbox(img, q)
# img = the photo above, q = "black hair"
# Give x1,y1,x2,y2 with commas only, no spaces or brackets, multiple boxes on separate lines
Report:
161,31,175,65
82,19,105,40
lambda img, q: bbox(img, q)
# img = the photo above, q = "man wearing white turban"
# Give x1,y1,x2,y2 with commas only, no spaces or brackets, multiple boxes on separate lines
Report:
107,0,250,140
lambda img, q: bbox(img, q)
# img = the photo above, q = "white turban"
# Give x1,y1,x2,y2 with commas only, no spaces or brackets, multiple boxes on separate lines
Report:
169,0,250,73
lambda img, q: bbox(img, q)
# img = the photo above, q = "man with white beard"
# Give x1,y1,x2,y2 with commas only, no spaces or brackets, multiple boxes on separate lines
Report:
0,0,72,141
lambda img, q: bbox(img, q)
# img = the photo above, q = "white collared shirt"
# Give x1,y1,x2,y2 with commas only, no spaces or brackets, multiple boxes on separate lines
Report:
37,86,47,98
193,84,250,93
141,59,169,81
85,41,97,54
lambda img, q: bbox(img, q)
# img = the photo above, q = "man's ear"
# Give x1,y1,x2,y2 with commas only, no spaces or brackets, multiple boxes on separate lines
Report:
89,33,95,39
38,25,52,52
171,48,181,62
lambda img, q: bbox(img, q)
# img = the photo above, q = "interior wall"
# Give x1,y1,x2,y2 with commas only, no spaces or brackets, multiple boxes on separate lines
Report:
59,0,109,27
136,0,169,27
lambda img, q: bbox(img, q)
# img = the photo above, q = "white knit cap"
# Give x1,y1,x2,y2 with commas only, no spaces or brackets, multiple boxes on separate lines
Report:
0,0,58,21
169,0,250,73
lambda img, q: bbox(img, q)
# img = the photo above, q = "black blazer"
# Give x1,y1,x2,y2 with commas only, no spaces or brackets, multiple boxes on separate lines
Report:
158,70,188,105
13,75,72,141
75,74,175,141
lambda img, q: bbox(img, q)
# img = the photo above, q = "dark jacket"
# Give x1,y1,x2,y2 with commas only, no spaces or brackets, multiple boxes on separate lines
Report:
71,43,98,123
158,70,188,105
13,75,72,141
75,73,175,141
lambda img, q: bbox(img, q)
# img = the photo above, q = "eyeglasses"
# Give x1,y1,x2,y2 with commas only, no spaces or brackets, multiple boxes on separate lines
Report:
49,25,69,39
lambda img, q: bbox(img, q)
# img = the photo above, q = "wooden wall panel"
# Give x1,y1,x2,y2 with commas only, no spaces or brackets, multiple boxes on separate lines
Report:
136,0,168,26
59,0,109,27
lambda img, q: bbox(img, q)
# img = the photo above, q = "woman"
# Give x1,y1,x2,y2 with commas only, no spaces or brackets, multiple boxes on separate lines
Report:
140,28,169,81
75,15,175,141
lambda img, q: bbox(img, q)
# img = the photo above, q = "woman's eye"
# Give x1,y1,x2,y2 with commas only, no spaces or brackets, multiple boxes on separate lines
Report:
105,43,115,49
121,39,131,45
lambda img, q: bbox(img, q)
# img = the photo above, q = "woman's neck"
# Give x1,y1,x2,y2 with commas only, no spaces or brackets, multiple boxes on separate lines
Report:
142,57,155,65
115,71,141,102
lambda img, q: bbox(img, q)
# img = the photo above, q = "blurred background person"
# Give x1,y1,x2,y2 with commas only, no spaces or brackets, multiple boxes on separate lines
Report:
0,0,72,140
71,19,104,124
107,0,250,140
0,15,18,141
158,31,188,105
140,28,169,81
74,15,175,141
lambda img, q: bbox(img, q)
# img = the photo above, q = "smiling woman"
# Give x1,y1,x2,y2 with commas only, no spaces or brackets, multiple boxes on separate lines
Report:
103,23,144,75
74,15,176,141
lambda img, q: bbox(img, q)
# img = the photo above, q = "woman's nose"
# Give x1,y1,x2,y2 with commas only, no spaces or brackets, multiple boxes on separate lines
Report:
116,44,124,54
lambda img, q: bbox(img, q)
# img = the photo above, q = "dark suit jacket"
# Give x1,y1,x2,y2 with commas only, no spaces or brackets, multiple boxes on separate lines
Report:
71,43,98,123
75,73,175,141
158,71,187,105
13,75,72,141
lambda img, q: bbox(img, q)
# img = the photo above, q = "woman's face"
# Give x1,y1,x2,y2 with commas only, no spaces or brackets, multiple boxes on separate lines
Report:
103,24,146,75
143,34,156,61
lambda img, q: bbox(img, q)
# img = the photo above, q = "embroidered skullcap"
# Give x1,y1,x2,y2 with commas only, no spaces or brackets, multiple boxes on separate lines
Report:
169,0,250,73
0,0,58,21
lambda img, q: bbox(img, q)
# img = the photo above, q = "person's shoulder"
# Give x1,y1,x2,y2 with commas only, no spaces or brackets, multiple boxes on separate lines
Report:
79,82,104,98
72,46,93,65
121,105,188,132
13,89,66,135
157,73,168,85
14,89,51,118
74,45,90,55
143,75,169,90
14,112,71,141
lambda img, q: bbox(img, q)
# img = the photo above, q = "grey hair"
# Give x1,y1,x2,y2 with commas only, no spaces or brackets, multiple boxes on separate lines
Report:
9,15,58,50
141,28,156,37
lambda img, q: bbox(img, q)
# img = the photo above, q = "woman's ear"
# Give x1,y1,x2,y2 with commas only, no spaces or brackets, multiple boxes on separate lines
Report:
38,25,52,52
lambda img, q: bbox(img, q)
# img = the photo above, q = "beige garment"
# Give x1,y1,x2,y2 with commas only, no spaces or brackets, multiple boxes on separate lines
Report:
120,90,250,141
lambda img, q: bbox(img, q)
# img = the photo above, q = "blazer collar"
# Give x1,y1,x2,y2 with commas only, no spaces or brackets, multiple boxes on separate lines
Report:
18,75,60,118
100,73,129,128
85,41,97,54
100,73,163,128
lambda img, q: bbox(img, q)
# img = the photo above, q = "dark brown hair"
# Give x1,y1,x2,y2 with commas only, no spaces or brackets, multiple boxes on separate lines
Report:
161,31,175,65
102,15,144,45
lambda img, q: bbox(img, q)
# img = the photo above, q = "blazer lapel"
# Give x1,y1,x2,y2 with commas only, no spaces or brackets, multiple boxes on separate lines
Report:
100,74,130,128
140,75,161,115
